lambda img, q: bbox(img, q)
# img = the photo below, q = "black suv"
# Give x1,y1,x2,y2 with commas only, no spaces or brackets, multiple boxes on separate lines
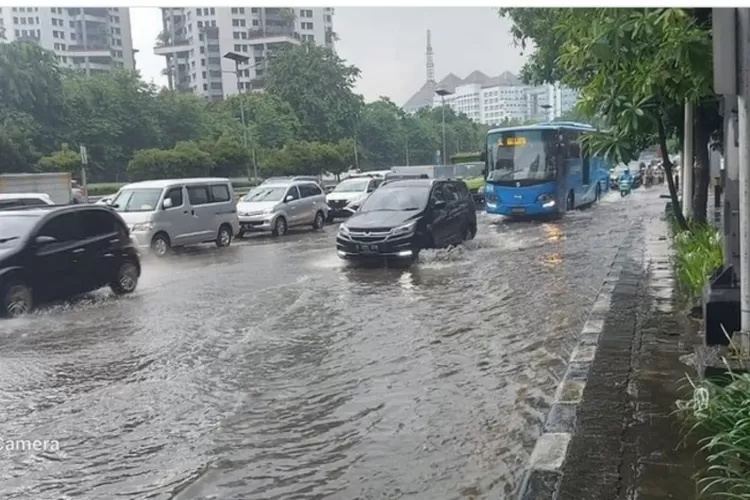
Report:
0,205,141,317
336,179,477,262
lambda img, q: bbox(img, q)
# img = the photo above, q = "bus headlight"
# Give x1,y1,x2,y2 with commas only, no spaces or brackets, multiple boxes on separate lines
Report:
486,192,498,204
537,193,556,208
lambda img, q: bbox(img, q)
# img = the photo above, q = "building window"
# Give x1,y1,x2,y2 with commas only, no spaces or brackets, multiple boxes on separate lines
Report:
12,17,17,24
211,20,216,27
209,8,215,15
202,71,206,78
20,18,26,25
231,7,238,14
242,44,248,51
70,33,76,40
203,8,209,15
239,7,245,14
326,15,331,22
232,19,238,26
240,32,247,39
302,22,313,30
197,21,203,28
201,58,206,66
251,8,259,13
200,46,205,53
203,84,208,91
14,29,19,37
233,32,239,39
233,44,240,51
252,19,259,26
196,8,201,15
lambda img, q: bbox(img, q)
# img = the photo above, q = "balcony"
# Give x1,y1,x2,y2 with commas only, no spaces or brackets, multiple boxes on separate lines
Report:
248,27,300,46
154,40,192,56
67,44,111,57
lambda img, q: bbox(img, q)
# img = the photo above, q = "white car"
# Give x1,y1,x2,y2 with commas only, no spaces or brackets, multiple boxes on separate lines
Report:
326,176,382,222
0,193,54,209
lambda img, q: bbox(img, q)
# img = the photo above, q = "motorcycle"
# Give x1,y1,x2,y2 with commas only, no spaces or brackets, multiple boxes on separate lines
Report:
619,178,632,197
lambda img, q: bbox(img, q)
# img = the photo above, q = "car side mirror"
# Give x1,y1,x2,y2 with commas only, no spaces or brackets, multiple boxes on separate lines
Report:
480,151,486,162
162,198,173,209
35,235,57,246
433,200,447,210
367,186,374,193
285,195,294,202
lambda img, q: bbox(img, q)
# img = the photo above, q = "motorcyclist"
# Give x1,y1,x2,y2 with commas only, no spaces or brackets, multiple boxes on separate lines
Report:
645,163,654,187
618,168,634,187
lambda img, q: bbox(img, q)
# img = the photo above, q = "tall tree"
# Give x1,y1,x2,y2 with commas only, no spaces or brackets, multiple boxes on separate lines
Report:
265,42,363,143
500,8,717,228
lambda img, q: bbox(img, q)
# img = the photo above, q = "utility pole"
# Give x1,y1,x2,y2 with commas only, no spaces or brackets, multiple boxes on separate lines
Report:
683,101,695,219
738,8,750,356
79,144,89,204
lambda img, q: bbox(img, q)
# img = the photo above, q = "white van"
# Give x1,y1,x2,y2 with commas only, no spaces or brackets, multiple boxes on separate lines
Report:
110,178,240,257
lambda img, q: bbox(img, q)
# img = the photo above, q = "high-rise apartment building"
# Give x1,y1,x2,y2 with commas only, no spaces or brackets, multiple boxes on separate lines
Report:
155,7,335,100
0,7,135,74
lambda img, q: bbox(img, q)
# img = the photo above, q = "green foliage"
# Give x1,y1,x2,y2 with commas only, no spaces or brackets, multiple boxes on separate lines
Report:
37,143,80,172
671,222,723,301
266,42,363,143
678,373,750,497
0,39,485,183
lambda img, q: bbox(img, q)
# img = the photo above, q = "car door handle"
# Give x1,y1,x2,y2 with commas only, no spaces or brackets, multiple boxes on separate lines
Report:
71,248,85,254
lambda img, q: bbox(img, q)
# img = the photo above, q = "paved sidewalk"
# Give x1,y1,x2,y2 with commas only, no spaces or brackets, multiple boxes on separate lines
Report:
557,213,702,500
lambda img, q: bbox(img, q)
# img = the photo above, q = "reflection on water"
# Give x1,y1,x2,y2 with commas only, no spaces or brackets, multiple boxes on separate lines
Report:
0,192,666,499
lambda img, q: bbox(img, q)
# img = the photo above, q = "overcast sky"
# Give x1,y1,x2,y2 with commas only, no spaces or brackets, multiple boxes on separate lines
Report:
130,7,529,106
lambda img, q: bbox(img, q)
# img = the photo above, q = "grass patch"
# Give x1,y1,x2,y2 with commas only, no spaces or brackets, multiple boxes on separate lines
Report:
667,213,723,302
678,372,750,497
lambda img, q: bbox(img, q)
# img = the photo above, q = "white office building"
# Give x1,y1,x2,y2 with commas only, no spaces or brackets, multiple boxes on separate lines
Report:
0,7,135,74
155,7,335,100
417,70,578,126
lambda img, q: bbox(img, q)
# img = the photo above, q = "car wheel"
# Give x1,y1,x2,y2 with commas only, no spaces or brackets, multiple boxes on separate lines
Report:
110,261,139,296
312,211,325,230
151,233,171,257
216,225,232,248
1,281,33,318
272,216,288,237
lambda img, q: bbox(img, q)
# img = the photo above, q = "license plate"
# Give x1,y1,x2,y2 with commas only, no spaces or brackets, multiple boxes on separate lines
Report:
358,244,379,254
511,207,526,215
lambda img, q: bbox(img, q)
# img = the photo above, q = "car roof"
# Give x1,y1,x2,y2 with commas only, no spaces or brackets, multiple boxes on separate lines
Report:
0,204,114,217
380,179,435,188
0,193,51,200
121,178,231,189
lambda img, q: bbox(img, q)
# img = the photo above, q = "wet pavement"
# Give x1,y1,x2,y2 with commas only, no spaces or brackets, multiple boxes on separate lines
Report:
0,188,668,500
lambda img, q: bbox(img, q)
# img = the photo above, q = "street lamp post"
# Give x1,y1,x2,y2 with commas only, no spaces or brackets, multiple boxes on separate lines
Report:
435,88,453,165
223,51,255,182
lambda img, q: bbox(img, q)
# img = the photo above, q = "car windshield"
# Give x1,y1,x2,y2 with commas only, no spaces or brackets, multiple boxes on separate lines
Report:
0,214,40,247
359,185,429,212
486,130,557,182
111,188,163,212
241,186,287,202
333,178,370,193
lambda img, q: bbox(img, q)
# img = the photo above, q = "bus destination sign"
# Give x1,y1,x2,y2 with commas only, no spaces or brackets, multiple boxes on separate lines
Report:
497,136,527,147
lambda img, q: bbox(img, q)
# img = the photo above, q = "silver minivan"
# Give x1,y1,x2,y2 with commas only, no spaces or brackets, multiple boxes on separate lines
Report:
110,178,240,257
236,180,328,236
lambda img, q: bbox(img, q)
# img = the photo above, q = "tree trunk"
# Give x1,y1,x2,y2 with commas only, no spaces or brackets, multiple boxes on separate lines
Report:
657,112,690,231
692,103,712,225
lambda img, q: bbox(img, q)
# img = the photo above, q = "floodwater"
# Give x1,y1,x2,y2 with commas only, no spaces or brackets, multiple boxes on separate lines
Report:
0,188,666,499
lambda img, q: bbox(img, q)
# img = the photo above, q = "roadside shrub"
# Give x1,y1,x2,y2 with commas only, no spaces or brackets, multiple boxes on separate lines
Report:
678,373,750,497
672,223,723,301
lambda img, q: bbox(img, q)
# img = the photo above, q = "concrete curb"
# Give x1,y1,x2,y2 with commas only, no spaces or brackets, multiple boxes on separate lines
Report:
514,229,632,500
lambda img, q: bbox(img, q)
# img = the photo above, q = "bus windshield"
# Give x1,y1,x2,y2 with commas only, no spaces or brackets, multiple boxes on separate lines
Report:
486,130,557,183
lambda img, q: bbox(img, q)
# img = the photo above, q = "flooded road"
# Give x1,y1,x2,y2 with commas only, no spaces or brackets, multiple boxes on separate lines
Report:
0,188,666,499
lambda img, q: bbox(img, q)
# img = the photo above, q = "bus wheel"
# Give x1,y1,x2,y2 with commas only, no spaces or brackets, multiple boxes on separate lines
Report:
566,191,575,211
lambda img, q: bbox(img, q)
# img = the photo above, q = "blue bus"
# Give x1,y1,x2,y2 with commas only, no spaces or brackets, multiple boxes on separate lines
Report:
482,121,611,217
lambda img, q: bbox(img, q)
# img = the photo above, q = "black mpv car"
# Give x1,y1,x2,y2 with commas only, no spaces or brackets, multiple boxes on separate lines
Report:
336,179,477,262
0,205,141,317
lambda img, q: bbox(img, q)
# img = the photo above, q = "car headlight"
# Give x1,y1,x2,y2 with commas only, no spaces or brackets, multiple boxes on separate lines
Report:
339,224,350,236
262,208,274,215
391,221,417,236
131,222,154,232
486,191,499,203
